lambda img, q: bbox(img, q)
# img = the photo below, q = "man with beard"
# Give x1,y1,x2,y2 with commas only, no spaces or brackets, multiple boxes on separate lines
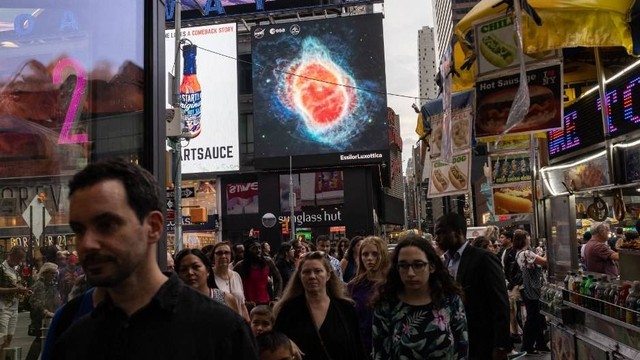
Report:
435,213,512,360
51,158,257,360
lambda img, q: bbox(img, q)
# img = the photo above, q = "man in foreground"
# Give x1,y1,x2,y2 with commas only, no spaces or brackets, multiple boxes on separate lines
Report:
52,158,257,359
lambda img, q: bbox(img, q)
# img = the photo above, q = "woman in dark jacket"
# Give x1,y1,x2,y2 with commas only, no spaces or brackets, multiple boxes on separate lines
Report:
275,242,296,288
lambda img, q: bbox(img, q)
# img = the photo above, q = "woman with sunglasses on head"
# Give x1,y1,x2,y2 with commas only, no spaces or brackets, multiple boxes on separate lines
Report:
372,234,468,360
209,241,250,322
274,251,366,360
348,236,391,359
175,248,242,316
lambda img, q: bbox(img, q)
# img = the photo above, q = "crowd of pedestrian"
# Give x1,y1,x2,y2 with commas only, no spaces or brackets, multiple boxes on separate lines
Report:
0,159,565,359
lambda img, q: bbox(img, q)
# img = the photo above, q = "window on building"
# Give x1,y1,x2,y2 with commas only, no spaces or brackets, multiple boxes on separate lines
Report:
238,113,254,166
237,54,253,95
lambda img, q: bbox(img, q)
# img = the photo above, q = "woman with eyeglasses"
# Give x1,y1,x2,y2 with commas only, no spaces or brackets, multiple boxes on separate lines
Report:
372,234,468,360
210,241,250,322
175,248,242,316
25,262,62,360
274,251,366,360
347,236,390,358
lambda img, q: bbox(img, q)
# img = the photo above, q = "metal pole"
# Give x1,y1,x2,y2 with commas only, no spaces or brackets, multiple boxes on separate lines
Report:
530,133,539,241
173,0,184,253
289,156,295,242
594,48,615,181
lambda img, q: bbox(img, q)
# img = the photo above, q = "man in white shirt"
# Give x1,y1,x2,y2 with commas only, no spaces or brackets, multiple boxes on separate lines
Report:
0,246,31,357
315,236,343,281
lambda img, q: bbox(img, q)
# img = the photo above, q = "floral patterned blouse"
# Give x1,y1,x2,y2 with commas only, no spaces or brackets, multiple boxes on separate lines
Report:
372,294,468,360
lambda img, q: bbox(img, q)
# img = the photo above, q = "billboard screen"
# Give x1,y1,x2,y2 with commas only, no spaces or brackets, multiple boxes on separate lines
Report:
165,23,239,173
252,14,388,169
167,0,381,21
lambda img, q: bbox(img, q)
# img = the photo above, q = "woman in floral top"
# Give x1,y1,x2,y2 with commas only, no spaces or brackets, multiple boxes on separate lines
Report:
372,234,468,360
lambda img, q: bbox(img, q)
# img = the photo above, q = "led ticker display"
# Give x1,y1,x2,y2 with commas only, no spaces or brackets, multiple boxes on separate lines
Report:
606,71,640,138
547,91,604,160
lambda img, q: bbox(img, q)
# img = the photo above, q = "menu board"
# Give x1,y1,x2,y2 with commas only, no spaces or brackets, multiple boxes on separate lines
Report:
547,91,605,160
607,71,640,138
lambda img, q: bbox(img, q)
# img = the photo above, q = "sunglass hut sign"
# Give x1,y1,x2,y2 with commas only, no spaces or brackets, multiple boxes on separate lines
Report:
278,209,343,226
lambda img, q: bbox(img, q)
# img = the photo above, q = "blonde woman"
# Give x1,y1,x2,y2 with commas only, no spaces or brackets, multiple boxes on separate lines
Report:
274,251,365,360
347,236,391,357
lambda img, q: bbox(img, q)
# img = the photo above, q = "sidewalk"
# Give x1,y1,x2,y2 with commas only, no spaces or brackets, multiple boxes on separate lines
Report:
8,311,38,360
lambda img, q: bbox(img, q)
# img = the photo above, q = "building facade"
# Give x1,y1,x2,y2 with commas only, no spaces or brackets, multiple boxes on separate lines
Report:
418,26,439,101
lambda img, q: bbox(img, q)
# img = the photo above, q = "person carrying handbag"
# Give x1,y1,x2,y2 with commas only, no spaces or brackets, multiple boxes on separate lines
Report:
512,230,550,355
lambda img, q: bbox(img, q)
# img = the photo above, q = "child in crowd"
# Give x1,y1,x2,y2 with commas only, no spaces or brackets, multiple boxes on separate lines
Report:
250,305,274,336
256,331,298,360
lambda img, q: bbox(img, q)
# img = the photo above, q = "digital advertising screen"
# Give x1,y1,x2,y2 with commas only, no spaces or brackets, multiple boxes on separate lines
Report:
165,23,239,173
168,0,381,21
547,91,605,161
252,14,389,169
605,69,640,138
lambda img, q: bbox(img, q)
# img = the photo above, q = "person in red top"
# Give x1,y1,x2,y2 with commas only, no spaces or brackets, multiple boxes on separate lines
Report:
584,222,619,276
234,238,282,307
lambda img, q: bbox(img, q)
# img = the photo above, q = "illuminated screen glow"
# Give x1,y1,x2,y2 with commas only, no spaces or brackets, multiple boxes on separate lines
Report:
251,14,388,165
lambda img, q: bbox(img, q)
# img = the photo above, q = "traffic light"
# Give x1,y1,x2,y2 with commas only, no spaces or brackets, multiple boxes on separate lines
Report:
282,217,289,234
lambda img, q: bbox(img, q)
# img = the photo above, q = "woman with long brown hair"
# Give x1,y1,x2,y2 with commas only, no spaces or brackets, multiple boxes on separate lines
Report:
347,236,390,358
274,251,365,360
372,234,468,359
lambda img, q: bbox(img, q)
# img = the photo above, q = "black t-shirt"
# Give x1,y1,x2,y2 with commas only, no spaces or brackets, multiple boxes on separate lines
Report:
51,273,257,360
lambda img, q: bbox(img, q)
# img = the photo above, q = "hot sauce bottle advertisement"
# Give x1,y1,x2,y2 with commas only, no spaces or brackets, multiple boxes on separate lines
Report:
251,14,388,160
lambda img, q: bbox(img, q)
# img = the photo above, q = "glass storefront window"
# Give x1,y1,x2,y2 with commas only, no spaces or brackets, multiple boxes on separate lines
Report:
0,2,147,254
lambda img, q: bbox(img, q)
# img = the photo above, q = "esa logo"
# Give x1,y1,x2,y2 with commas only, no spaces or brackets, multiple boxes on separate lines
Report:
253,28,265,39
269,28,286,35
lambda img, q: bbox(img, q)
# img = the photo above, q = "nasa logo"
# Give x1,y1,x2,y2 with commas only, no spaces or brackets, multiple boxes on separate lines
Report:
254,28,265,39
290,24,300,36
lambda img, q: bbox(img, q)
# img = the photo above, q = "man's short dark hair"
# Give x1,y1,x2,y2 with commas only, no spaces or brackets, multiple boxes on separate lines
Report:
256,331,292,356
501,230,513,240
316,235,330,244
437,213,467,236
68,158,162,224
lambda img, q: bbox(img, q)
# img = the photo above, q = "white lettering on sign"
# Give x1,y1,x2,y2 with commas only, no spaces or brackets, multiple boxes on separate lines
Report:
227,182,258,194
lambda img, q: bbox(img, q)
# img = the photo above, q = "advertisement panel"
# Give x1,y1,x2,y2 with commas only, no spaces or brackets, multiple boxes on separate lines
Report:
167,0,381,21
426,90,474,158
252,14,388,169
226,182,259,214
165,23,239,173
475,63,563,138
473,14,559,77
489,152,532,185
279,171,344,212
492,182,533,215
427,152,472,198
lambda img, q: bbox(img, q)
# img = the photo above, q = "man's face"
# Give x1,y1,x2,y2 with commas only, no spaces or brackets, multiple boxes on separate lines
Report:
434,220,464,252
69,180,160,287
247,241,261,258
7,251,26,267
234,245,244,261
316,240,331,253
500,234,512,247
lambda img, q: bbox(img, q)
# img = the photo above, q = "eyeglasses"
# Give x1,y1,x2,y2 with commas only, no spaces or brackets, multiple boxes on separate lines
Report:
214,251,231,256
397,261,429,273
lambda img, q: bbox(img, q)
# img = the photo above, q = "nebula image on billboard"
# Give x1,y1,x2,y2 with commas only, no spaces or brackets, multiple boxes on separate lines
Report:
252,14,387,159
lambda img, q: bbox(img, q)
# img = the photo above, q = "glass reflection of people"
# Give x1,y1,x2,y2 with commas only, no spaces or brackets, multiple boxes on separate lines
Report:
0,246,31,358
274,251,365,360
